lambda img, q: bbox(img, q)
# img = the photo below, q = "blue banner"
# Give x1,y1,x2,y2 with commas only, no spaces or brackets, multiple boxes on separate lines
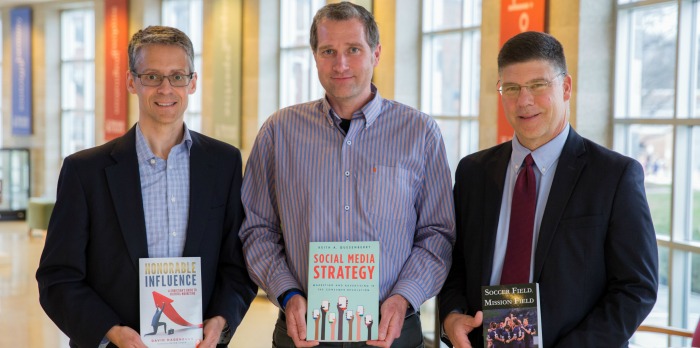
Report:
11,8,32,136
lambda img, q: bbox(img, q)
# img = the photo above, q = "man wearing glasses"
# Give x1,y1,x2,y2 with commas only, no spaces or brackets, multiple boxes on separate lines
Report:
36,26,256,348
439,31,658,347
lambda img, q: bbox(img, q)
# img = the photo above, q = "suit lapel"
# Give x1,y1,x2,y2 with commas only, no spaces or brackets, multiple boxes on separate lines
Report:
533,129,587,280
182,133,215,256
105,126,148,270
482,142,511,284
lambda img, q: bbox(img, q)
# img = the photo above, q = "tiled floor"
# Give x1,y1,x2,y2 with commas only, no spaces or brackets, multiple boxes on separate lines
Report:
0,221,277,348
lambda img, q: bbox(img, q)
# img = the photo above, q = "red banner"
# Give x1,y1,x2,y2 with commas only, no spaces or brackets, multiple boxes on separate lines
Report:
497,0,547,144
104,0,129,141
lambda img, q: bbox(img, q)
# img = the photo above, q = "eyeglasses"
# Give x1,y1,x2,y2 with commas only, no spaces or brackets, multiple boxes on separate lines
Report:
132,71,194,87
497,72,566,98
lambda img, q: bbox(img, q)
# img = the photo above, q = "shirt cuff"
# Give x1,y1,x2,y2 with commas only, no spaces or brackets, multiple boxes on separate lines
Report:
389,278,429,312
278,288,305,311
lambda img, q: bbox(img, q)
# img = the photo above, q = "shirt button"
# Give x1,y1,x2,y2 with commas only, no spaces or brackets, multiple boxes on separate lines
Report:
346,140,352,146
150,159,156,165
344,205,350,211
172,231,177,236
344,171,350,177
171,196,176,202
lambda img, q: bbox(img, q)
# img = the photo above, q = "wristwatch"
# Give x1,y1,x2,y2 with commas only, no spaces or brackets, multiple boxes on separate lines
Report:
217,322,231,345
441,309,465,341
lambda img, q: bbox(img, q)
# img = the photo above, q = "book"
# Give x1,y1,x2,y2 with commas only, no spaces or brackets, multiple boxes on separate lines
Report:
481,283,542,348
306,241,380,342
139,257,204,347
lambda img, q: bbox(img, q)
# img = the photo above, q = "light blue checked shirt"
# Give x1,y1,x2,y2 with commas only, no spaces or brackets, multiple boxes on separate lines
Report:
136,124,192,258
240,85,456,310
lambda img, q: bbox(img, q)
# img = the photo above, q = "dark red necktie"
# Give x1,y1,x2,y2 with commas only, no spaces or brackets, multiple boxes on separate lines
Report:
500,154,536,285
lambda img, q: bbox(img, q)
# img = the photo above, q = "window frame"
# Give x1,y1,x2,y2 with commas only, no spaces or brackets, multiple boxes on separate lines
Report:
279,0,325,108
614,1,700,346
162,0,204,132
420,0,481,175
60,8,95,159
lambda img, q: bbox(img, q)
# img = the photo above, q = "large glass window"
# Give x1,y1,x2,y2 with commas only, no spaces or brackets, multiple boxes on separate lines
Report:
162,0,203,132
421,1,481,346
691,127,700,243
279,0,325,108
615,1,700,346
60,9,95,158
421,0,481,174
0,15,3,147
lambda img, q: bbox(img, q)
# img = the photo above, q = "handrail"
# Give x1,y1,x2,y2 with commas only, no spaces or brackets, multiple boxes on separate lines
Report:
636,324,693,338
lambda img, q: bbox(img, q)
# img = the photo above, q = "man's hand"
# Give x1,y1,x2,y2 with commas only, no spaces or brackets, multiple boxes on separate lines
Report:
285,294,319,347
443,311,483,348
366,294,409,347
105,325,147,348
197,315,226,348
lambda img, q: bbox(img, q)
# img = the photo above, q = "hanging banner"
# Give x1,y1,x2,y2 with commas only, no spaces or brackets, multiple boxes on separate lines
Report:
497,0,547,144
104,0,129,141
205,0,242,146
11,7,32,136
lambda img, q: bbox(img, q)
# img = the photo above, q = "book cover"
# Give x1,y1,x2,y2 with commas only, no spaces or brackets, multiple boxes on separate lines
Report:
139,257,203,347
306,241,379,342
481,283,541,348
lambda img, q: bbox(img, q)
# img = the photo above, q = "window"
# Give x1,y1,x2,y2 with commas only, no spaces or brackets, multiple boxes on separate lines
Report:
60,9,95,158
421,1,481,346
162,0,203,132
421,0,481,174
0,15,3,146
279,0,325,108
615,1,700,346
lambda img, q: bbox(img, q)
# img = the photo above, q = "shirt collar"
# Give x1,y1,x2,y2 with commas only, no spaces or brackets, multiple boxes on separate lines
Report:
321,84,383,128
136,123,193,163
511,123,570,175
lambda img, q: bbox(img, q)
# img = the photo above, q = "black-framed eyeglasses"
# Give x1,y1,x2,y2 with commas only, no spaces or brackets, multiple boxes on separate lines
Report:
497,72,566,99
132,71,194,87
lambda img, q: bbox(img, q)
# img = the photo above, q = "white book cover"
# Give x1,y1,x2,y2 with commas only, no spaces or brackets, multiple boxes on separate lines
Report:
139,257,203,347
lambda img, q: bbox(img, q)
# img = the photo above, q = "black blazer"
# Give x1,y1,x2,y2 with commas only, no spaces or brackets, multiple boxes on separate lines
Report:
439,129,658,347
36,126,257,348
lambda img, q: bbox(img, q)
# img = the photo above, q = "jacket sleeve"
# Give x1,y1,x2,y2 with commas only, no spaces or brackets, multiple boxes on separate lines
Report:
438,158,470,348
36,157,123,348
552,159,658,347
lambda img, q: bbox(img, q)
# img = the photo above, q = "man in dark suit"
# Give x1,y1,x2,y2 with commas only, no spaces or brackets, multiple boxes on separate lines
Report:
36,26,256,348
438,31,658,348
